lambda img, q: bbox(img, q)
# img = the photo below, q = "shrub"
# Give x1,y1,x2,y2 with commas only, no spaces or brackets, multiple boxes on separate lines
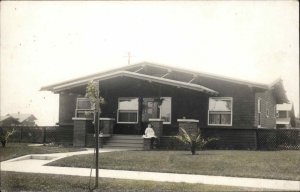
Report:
0,129,16,147
176,127,217,155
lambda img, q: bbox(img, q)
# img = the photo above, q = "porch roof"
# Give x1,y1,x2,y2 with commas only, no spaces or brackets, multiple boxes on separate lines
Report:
42,70,219,95
40,61,288,100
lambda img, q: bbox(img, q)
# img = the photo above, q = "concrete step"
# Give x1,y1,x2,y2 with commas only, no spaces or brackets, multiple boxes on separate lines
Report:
103,146,143,150
105,142,143,148
112,135,143,140
102,134,144,149
107,139,143,144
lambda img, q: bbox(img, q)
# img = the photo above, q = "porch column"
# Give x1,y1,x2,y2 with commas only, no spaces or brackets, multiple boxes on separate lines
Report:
149,118,163,137
177,119,199,135
72,117,93,147
99,118,115,135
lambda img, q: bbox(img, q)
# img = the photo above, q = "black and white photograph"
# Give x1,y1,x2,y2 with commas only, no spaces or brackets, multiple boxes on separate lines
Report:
0,1,299,191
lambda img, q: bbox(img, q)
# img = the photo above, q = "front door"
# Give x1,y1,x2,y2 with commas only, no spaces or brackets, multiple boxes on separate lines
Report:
142,98,159,122
141,98,160,133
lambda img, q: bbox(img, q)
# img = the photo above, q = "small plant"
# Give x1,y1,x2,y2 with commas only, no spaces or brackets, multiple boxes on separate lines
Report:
0,129,16,147
176,128,217,155
86,81,104,111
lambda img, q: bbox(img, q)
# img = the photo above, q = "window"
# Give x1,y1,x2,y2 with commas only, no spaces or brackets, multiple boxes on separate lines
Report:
266,102,269,118
208,97,232,126
274,106,277,117
278,111,288,118
75,98,93,118
117,98,139,123
258,98,262,127
159,97,171,124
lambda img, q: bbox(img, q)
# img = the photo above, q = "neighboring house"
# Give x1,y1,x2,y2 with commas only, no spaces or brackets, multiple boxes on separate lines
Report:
295,118,300,128
0,116,20,126
7,113,37,126
41,62,288,148
276,103,295,128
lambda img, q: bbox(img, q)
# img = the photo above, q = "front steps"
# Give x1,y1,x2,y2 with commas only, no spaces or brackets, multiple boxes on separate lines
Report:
102,134,144,150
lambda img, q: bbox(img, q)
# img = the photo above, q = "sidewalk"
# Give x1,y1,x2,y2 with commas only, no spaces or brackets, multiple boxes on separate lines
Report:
1,149,300,191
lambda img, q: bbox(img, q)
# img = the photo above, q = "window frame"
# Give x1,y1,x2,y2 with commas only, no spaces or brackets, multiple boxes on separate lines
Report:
75,97,94,118
117,97,139,124
159,97,172,124
258,97,262,128
207,97,233,126
266,102,269,118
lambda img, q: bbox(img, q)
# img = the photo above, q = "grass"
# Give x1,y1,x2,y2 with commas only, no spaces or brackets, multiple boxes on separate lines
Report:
0,171,263,191
0,142,85,162
48,150,300,180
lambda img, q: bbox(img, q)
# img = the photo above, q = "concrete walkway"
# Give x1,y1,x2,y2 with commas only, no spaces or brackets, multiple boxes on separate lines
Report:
1,149,300,191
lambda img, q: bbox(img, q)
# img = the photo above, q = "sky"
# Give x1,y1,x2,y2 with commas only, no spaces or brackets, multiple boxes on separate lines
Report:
1,1,299,125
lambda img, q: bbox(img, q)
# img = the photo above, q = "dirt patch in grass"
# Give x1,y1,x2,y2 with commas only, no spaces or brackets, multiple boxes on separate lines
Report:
48,150,300,180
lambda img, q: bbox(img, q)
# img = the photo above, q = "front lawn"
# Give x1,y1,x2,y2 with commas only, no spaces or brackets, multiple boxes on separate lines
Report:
0,143,85,161
48,150,300,180
0,171,263,191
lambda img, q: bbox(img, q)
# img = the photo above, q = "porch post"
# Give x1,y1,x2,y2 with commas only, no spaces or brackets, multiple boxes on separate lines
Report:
177,119,199,135
99,118,115,135
149,118,163,137
72,117,93,147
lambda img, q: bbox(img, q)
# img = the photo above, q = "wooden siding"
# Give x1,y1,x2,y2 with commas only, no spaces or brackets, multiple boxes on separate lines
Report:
57,75,275,136
255,90,277,128
59,93,77,125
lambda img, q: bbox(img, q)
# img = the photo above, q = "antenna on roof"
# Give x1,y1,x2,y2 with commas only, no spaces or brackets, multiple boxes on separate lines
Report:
124,51,134,65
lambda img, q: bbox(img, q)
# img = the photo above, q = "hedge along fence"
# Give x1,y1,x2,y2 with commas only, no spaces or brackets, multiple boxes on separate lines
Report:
0,126,58,144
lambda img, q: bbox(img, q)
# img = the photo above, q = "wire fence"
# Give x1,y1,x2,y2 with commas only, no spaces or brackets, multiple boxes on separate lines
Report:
257,128,300,150
0,126,58,144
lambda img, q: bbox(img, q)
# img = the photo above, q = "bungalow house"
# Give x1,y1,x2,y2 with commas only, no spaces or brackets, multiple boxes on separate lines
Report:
276,103,296,128
41,62,288,149
7,113,37,126
0,116,19,126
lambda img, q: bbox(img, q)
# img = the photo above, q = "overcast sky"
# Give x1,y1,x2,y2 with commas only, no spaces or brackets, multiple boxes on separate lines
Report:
1,1,299,125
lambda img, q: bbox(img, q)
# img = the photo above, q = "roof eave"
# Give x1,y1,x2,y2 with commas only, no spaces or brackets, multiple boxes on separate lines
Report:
51,71,219,95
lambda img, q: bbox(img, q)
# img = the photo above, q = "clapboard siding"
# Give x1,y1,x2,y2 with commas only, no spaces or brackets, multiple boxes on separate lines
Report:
255,90,277,128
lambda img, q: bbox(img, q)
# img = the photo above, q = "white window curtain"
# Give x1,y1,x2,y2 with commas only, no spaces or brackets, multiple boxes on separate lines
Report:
208,97,233,126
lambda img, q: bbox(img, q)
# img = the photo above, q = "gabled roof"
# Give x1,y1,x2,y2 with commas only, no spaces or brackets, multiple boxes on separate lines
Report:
8,113,37,123
40,61,285,97
277,103,293,111
0,116,18,122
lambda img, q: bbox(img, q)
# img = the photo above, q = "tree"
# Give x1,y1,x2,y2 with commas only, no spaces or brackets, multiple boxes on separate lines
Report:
86,81,104,112
86,80,104,189
176,128,217,155
0,129,16,147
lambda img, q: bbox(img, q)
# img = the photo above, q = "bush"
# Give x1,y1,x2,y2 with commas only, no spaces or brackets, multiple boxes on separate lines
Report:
0,128,16,147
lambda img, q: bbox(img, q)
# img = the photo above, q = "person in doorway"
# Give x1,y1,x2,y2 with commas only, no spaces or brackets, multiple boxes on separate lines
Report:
143,123,157,149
